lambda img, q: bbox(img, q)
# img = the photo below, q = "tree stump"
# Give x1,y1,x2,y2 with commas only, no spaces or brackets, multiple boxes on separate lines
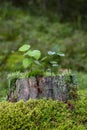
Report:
7,75,77,102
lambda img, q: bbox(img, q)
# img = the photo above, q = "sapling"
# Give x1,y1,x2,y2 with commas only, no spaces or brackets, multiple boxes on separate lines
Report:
18,44,65,77
41,50,65,76
18,44,41,72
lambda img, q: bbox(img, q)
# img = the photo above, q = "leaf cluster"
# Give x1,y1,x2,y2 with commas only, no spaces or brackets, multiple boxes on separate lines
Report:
18,44,65,76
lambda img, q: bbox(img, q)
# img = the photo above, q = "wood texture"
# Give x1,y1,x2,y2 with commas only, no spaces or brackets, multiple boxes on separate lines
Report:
7,75,77,102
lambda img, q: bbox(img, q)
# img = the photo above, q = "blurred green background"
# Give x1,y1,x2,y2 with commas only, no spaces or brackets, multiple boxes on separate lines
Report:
0,0,87,101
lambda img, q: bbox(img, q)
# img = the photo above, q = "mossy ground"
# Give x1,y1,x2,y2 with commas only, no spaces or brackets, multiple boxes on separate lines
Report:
0,98,87,130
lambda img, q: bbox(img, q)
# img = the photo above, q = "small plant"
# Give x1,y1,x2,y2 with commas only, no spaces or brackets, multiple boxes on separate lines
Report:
18,44,65,77
41,50,65,76
18,44,41,71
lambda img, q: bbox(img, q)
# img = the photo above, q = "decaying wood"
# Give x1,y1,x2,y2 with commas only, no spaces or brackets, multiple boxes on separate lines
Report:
7,75,77,102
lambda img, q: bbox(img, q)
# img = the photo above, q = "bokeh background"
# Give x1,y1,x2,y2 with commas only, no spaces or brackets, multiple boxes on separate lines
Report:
0,0,87,101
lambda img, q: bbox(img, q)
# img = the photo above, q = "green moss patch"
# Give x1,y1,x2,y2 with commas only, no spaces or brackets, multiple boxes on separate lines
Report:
0,98,87,130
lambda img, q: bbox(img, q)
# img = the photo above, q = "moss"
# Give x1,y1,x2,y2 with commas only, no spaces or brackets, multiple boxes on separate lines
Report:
0,98,87,130
65,74,78,100
27,70,44,78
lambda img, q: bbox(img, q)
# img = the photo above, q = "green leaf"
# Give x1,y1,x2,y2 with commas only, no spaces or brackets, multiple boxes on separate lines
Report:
57,52,65,56
52,63,58,67
25,50,41,60
19,44,31,52
48,51,56,55
23,58,32,68
50,61,58,67
50,61,57,64
34,60,41,65
41,56,48,61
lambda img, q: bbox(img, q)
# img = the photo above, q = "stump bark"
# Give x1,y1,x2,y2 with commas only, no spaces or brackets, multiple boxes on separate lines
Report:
7,75,77,102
